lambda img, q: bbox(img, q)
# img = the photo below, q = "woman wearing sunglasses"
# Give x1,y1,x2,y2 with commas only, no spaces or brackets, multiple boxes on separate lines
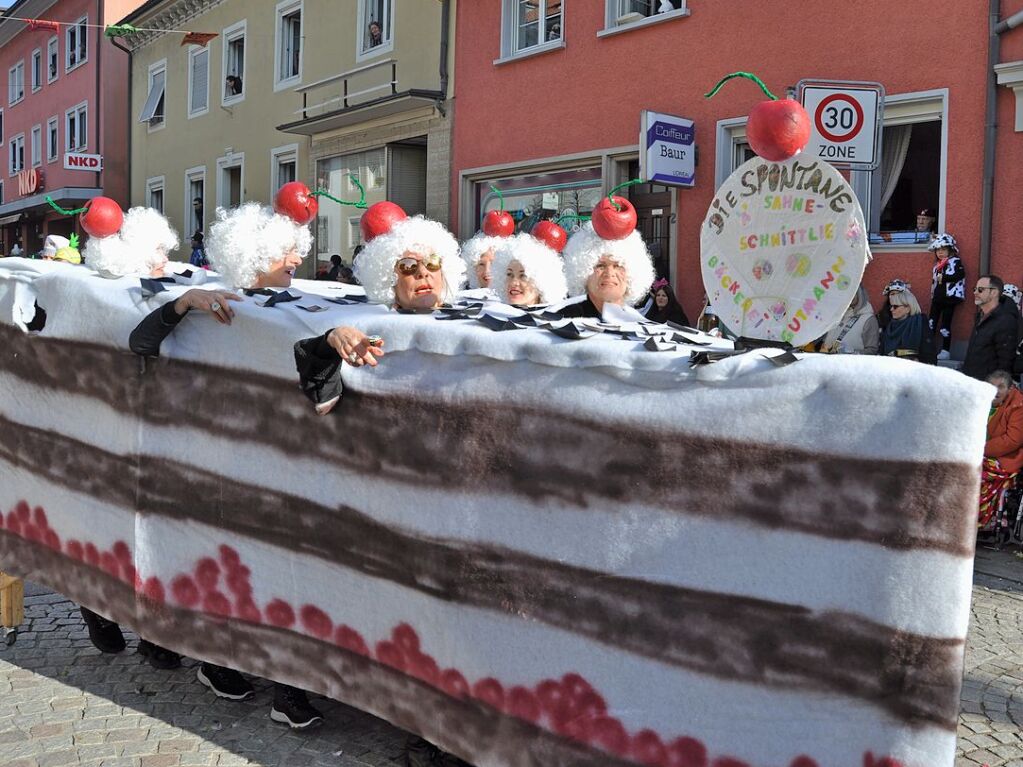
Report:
878,280,937,363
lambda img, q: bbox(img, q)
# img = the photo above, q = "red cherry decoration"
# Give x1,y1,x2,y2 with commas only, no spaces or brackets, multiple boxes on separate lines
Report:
359,201,408,243
273,182,319,226
591,195,638,241
531,220,567,253
79,197,123,238
747,98,811,162
482,209,515,237
705,71,811,162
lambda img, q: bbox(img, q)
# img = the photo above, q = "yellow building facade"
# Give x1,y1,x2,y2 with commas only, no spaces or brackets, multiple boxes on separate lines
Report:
123,0,455,276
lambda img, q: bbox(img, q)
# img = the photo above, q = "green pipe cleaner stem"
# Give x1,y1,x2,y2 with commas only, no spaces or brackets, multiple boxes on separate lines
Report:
45,196,88,216
607,179,643,211
703,72,778,101
557,213,591,225
310,175,367,208
489,184,505,212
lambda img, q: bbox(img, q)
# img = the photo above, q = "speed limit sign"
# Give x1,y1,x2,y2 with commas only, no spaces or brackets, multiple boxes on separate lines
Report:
797,80,884,170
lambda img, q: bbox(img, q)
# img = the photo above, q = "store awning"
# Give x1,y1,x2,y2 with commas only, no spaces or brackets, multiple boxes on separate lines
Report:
0,213,23,226
277,90,444,136
0,187,103,218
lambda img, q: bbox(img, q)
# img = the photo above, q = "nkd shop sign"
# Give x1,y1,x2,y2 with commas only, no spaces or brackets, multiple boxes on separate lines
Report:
17,169,44,196
64,152,103,172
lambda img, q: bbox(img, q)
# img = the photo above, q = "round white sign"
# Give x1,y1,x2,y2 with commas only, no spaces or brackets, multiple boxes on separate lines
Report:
700,156,868,346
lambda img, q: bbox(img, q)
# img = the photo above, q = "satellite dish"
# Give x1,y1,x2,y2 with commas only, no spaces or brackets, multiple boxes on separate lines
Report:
700,156,868,346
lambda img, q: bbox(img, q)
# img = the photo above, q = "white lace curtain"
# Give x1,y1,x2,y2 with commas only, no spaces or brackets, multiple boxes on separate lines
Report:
879,125,913,215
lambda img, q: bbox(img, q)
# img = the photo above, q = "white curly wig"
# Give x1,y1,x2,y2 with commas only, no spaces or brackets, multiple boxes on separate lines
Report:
491,233,567,305
562,222,655,306
206,202,312,288
460,233,506,289
84,207,179,278
353,215,464,305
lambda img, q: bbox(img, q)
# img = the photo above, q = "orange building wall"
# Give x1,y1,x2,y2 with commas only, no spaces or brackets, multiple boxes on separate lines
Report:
452,0,1023,343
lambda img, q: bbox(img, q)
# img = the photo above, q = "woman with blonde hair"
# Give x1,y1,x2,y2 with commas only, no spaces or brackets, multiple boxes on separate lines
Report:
879,280,936,363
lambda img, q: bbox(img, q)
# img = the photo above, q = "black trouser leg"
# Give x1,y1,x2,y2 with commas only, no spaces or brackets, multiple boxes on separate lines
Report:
929,300,957,351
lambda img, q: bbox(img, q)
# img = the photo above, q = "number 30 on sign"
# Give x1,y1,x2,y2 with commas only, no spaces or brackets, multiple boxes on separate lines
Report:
797,80,884,171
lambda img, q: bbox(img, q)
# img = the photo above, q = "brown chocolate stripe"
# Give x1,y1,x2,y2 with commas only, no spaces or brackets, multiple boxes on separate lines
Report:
0,531,643,767
0,324,978,556
0,419,962,730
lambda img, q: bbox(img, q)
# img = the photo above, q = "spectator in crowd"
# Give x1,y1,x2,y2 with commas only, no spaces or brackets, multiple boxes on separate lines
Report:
644,278,690,326
326,254,343,281
225,75,242,96
820,284,879,354
879,283,936,363
979,370,1023,529
189,231,208,268
927,233,966,360
10,240,22,257
916,208,936,241
962,275,1019,380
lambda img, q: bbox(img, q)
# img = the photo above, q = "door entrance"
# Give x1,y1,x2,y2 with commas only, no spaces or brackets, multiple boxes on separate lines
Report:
626,161,672,282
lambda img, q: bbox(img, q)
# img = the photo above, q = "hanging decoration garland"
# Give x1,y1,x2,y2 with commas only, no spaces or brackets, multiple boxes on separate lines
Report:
6,14,218,47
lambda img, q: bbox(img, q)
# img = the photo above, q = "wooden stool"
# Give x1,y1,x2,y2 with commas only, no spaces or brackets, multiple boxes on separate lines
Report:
0,571,24,645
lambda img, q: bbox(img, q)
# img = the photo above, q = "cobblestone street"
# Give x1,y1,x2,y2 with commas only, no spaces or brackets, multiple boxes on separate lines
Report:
0,548,1020,767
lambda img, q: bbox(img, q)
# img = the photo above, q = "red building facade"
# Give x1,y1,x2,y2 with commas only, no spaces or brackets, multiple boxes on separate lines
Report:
452,1,1023,353
0,0,141,255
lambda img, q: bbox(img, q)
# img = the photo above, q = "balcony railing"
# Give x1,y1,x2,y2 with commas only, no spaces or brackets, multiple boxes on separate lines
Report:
294,58,398,121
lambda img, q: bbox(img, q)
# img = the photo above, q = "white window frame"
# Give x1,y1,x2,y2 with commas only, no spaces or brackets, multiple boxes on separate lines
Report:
216,151,245,208
270,143,299,198
221,20,246,106
30,49,42,93
66,16,88,73
356,0,394,62
599,0,689,37
274,0,303,91
46,36,58,83
142,59,167,131
30,125,41,168
187,45,210,119
46,116,57,163
64,100,87,152
9,133,24,176
498,0,564,64
185,165,207,235
145,176,166,214
8,61,24,106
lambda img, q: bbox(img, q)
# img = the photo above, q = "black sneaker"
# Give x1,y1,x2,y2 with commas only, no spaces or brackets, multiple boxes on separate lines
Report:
137,639,182,670
79,607,125,654
196,663,254,700
269,684,324,729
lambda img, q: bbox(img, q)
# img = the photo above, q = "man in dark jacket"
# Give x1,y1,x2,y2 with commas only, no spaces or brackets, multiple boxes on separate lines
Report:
962,275,1019,379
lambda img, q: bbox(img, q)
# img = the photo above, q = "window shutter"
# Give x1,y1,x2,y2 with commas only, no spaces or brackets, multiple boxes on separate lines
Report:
191,50,208,113
386,145,427,216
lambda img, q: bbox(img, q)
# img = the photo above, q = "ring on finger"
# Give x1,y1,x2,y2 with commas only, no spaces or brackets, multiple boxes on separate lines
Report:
210,301,222,312
348,352,359,364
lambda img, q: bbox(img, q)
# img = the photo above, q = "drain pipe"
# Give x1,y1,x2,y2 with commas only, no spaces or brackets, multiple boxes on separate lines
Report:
981,1,1023,274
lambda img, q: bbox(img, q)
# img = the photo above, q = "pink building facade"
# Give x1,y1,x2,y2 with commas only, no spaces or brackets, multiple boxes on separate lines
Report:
452,1,1023,354
0,0,141,255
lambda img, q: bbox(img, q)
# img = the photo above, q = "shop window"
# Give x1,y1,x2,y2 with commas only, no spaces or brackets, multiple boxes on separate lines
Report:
140,61,166,128
31,49,41,93
65,102,87,151
66,17,87,72
358,0,393,58
9,134,24,176
47,117,57,162
223,21,245,104
316,148,387,262
188,47,209,118
47,37,58,83
186,167,206,234
275,1,302,88
30,125,40,167
472,167,602,237
501,0,562,58
8,61,24,106
146,177,165,214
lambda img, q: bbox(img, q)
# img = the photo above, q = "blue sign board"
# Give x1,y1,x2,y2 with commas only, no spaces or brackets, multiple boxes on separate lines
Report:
640,110,695,188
